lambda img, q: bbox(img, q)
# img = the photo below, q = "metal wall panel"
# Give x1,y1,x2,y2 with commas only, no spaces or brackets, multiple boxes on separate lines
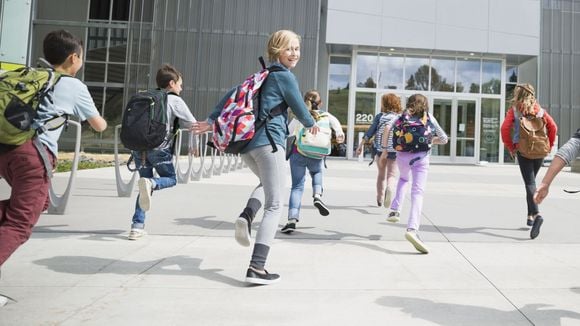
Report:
539,0,580,141
128,0,321,119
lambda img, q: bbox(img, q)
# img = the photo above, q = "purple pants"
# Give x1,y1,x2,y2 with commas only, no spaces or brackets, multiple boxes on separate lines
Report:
389,151,430,231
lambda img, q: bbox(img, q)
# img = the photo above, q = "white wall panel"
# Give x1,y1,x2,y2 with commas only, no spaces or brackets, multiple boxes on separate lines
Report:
326,0,540,56
436,0,488,30
326,9,381,46
435,25,487,53
327,0,381,15
380,17,435,49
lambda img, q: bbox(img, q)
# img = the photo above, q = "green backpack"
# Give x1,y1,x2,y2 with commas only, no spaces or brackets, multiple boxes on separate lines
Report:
0,67,62,146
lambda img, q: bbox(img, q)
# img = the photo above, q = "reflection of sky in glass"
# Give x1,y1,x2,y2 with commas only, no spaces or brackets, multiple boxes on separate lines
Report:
456,59,480,93
482,60,501,94
430,58,455,92
357,54,378,87
405,57,429,90
329,74,349,90
329,61,351,90
379,55,404,89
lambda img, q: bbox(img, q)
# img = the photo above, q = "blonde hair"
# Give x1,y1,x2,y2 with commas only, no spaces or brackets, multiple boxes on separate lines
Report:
267,30,301,62
304,89,322,120
381,93,403,114
406,94,429,117
512,83,536,115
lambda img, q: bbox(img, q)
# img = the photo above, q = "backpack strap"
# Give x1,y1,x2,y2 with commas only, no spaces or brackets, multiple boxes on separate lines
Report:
32,137,54,178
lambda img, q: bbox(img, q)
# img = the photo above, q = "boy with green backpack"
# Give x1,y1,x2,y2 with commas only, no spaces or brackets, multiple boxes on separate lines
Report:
0,30,107,304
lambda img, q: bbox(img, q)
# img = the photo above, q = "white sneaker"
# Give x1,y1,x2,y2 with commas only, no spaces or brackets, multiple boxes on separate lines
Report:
234,217,251,247
386,211,400,223
127,228,146,240
0,296,7,307
405,230,429,254
384,188,393,209
138,178,152,211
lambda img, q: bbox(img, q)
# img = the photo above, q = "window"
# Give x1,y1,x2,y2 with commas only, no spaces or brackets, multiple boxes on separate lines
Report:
356,54,378,88
480,99,501,163
405,56,430,90
430,57,455,92
328,56,351,157
379,54,404,90
456,58,481,93
482,60,501,94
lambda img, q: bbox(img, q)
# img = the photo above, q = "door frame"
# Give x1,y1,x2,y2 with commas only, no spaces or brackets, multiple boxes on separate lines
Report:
430,96,480,164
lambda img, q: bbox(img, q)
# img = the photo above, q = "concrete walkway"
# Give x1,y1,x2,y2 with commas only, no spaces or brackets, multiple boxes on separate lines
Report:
1,159,579,325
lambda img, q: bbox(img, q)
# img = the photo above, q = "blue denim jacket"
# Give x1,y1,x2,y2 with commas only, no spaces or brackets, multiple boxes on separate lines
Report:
208,62,315,153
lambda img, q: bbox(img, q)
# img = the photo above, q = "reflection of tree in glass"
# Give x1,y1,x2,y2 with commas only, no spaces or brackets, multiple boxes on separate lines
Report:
361,77,376,88
509,70,517,83
406,65,453,91
469,83,480,93
482,78,500,94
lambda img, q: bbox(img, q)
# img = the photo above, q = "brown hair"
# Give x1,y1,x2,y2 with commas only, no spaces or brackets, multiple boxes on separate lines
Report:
304,90,322,120
156,64,182,89
267,30,301,62
43,29,83,65
381,93,403,114
406,94,429,117
512,83,536,115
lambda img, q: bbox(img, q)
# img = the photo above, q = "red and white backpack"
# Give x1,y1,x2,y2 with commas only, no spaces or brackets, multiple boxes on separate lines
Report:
211,57,286,154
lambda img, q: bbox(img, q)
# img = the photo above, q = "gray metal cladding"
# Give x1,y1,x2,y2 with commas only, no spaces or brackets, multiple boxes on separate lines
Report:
127,0,321,121
539,1,580,140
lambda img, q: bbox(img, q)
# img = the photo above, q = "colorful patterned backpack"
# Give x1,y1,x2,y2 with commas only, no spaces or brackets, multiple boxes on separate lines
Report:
392,111,433,153
211,57,286,154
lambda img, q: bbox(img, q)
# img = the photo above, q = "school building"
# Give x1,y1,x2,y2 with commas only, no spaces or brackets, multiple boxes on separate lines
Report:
1,0,578,164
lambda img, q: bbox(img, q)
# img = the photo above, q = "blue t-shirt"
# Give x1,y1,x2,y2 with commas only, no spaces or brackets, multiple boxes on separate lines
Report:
37,76,101,156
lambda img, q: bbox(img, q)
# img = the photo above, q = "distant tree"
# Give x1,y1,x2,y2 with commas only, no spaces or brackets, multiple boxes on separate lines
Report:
406,74,416,90
364,77,376,88
456,82,465,93
509,70,517,83
469,83,480,93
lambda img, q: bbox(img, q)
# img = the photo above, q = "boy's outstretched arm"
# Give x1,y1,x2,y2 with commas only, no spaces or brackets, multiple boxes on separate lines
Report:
534,156,567,204
87,116,107,132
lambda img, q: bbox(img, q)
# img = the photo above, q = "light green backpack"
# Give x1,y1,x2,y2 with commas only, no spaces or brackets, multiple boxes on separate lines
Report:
0,66,63,146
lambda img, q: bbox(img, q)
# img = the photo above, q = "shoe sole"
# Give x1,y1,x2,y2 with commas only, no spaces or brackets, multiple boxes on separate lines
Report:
386,216,400,223
405,233,429,254
127,230,146,241
138,179,152,211
245,276,280,285
384,190,392,209
235,218,251,247
530,217,543,239
280,228,295,234
314,202,330,216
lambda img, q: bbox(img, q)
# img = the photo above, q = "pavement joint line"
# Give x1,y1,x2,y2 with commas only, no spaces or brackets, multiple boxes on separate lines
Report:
422,212,536,326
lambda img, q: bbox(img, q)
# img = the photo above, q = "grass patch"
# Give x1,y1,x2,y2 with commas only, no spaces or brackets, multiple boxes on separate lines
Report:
55,159,114,173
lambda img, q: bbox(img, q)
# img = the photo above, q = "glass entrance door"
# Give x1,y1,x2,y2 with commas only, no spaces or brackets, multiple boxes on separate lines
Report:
431,98,479,163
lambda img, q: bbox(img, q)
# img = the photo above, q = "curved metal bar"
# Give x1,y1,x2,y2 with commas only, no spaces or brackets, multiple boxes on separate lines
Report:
202,141,216,178
48,120,81,215
113,124,138,197
190,132,206,181
237,154,244,169
175,128,197,184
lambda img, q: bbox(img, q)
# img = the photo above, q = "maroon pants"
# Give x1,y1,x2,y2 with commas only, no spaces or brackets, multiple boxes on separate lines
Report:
0,140,55,266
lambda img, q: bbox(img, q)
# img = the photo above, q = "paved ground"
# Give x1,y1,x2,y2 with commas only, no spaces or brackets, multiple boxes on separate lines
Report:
1,158,580,325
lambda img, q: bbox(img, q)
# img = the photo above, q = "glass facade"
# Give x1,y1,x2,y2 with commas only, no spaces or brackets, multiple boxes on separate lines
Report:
327,56,351,157
349,51,504,163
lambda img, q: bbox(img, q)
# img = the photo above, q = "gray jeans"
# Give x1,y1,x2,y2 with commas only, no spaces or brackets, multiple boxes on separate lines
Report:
242,145,286,246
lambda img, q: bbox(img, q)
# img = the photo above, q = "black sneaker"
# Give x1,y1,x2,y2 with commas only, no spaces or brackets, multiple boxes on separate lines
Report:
281,220,297,234
245,268,280,285
313,197,330,216
530,215,544,239
526,217,534,227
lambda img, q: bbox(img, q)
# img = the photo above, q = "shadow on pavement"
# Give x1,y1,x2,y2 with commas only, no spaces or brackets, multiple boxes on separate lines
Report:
33,255,246,287
380,222,530,241
376,296,580,325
